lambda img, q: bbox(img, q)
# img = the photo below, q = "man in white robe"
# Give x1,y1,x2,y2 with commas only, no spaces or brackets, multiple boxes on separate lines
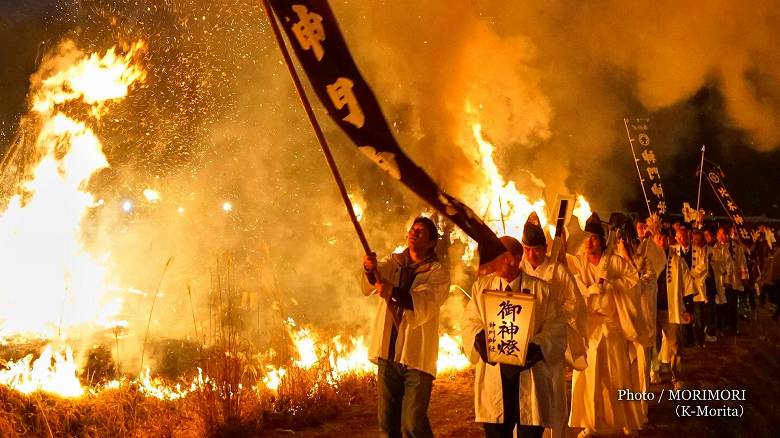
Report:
670,225,705,348
650,229,695,386
616,218,658,425
565,213,643,437
707,227,733,336
716,226,743,335
688,229,712,347
729,226,751,330
462,236,567,438
518,213,587,438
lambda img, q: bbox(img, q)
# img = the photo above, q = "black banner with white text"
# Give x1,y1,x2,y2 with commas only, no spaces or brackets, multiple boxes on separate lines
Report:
267,0,506,263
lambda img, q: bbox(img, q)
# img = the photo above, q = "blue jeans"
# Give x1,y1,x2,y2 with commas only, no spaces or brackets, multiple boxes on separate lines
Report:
377,359,434,438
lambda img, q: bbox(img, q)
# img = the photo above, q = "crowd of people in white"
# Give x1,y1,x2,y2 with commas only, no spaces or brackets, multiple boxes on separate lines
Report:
361,214,779,438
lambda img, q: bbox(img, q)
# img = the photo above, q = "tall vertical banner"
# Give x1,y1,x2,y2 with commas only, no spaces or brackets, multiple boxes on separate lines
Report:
266,0,506,264
623,118,667,216
702,161,751,240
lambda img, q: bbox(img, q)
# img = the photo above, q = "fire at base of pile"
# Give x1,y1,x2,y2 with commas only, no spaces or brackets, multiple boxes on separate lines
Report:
0,327,471,437
0,349,374,437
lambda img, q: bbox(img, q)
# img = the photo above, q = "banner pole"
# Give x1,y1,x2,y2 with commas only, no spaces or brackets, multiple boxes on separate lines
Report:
623,118,653,217
260,0,371,255
696,145,706,212
696,145,706,227
260,0,402,327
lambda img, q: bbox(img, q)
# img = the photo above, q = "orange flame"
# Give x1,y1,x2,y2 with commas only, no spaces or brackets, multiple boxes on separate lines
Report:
0,41,145,342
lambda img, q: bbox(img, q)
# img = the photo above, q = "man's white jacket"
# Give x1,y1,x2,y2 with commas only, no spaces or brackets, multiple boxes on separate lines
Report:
360,250,450,377
730,239,749,292
710,242,735,303
671,244,708,303
461,272,567,426
661,248,696,324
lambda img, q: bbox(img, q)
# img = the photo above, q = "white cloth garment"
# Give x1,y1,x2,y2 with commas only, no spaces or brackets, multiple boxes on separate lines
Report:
360,250,450,377
710,243,735,304
461,272,567,427
565,252,644,434
520,256,587,438
661,248,696,325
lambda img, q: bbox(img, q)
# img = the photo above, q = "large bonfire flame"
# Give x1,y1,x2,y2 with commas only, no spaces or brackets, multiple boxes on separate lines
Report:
0,41,146,397
0,42,145,340
0,41,590,402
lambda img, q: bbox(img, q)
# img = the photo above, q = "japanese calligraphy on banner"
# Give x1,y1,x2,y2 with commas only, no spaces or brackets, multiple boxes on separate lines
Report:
267,0,506,264
623,118,667,216
480,290,536,366
702,161,751,240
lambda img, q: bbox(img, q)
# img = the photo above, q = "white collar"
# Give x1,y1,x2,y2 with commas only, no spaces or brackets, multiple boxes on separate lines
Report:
495,273,522,292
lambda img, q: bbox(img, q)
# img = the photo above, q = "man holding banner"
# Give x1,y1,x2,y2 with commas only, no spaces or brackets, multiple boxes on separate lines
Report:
361,217,450,438
462,236,567,438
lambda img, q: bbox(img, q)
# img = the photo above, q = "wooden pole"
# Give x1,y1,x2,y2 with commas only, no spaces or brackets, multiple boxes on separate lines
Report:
696,145,706,212
260,0,371,255
623,118,653,217
260,1,402,326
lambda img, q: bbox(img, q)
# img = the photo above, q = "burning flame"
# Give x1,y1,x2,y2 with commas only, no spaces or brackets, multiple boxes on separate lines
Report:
0,345,83,397
470,122,548,237
573,195,592,230
436,333,471,373
0,41,144,398
262,365,287,392
0,41,145,341
329,334,374,377
449,105,592,262
291,326,319,369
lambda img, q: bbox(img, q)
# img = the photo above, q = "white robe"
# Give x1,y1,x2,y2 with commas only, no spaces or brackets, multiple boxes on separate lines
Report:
360,251,450,377
688,245,711,302
636,239,665,342
730,239,749,292
461,272,567,427
710,243,735,303
520,256,587,438
566,253,643,434
624,250,657,424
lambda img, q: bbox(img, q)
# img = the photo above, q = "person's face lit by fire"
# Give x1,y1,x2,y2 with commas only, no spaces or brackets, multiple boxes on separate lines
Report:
653,233,668,249
584,233,603,256
692,232,705,247
523,245,547,269
676,227,690,247
704,230,715,246
406,222,436,254
495,252,519,280
717,228,729,244
636,222,648,239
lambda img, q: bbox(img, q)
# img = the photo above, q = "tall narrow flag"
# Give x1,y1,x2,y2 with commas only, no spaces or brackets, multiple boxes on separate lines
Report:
702,160,751,240
266,0,506,264
623,118,667,216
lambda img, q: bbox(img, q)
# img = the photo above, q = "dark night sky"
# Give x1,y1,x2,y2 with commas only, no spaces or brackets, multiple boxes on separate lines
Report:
2,1,779,219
